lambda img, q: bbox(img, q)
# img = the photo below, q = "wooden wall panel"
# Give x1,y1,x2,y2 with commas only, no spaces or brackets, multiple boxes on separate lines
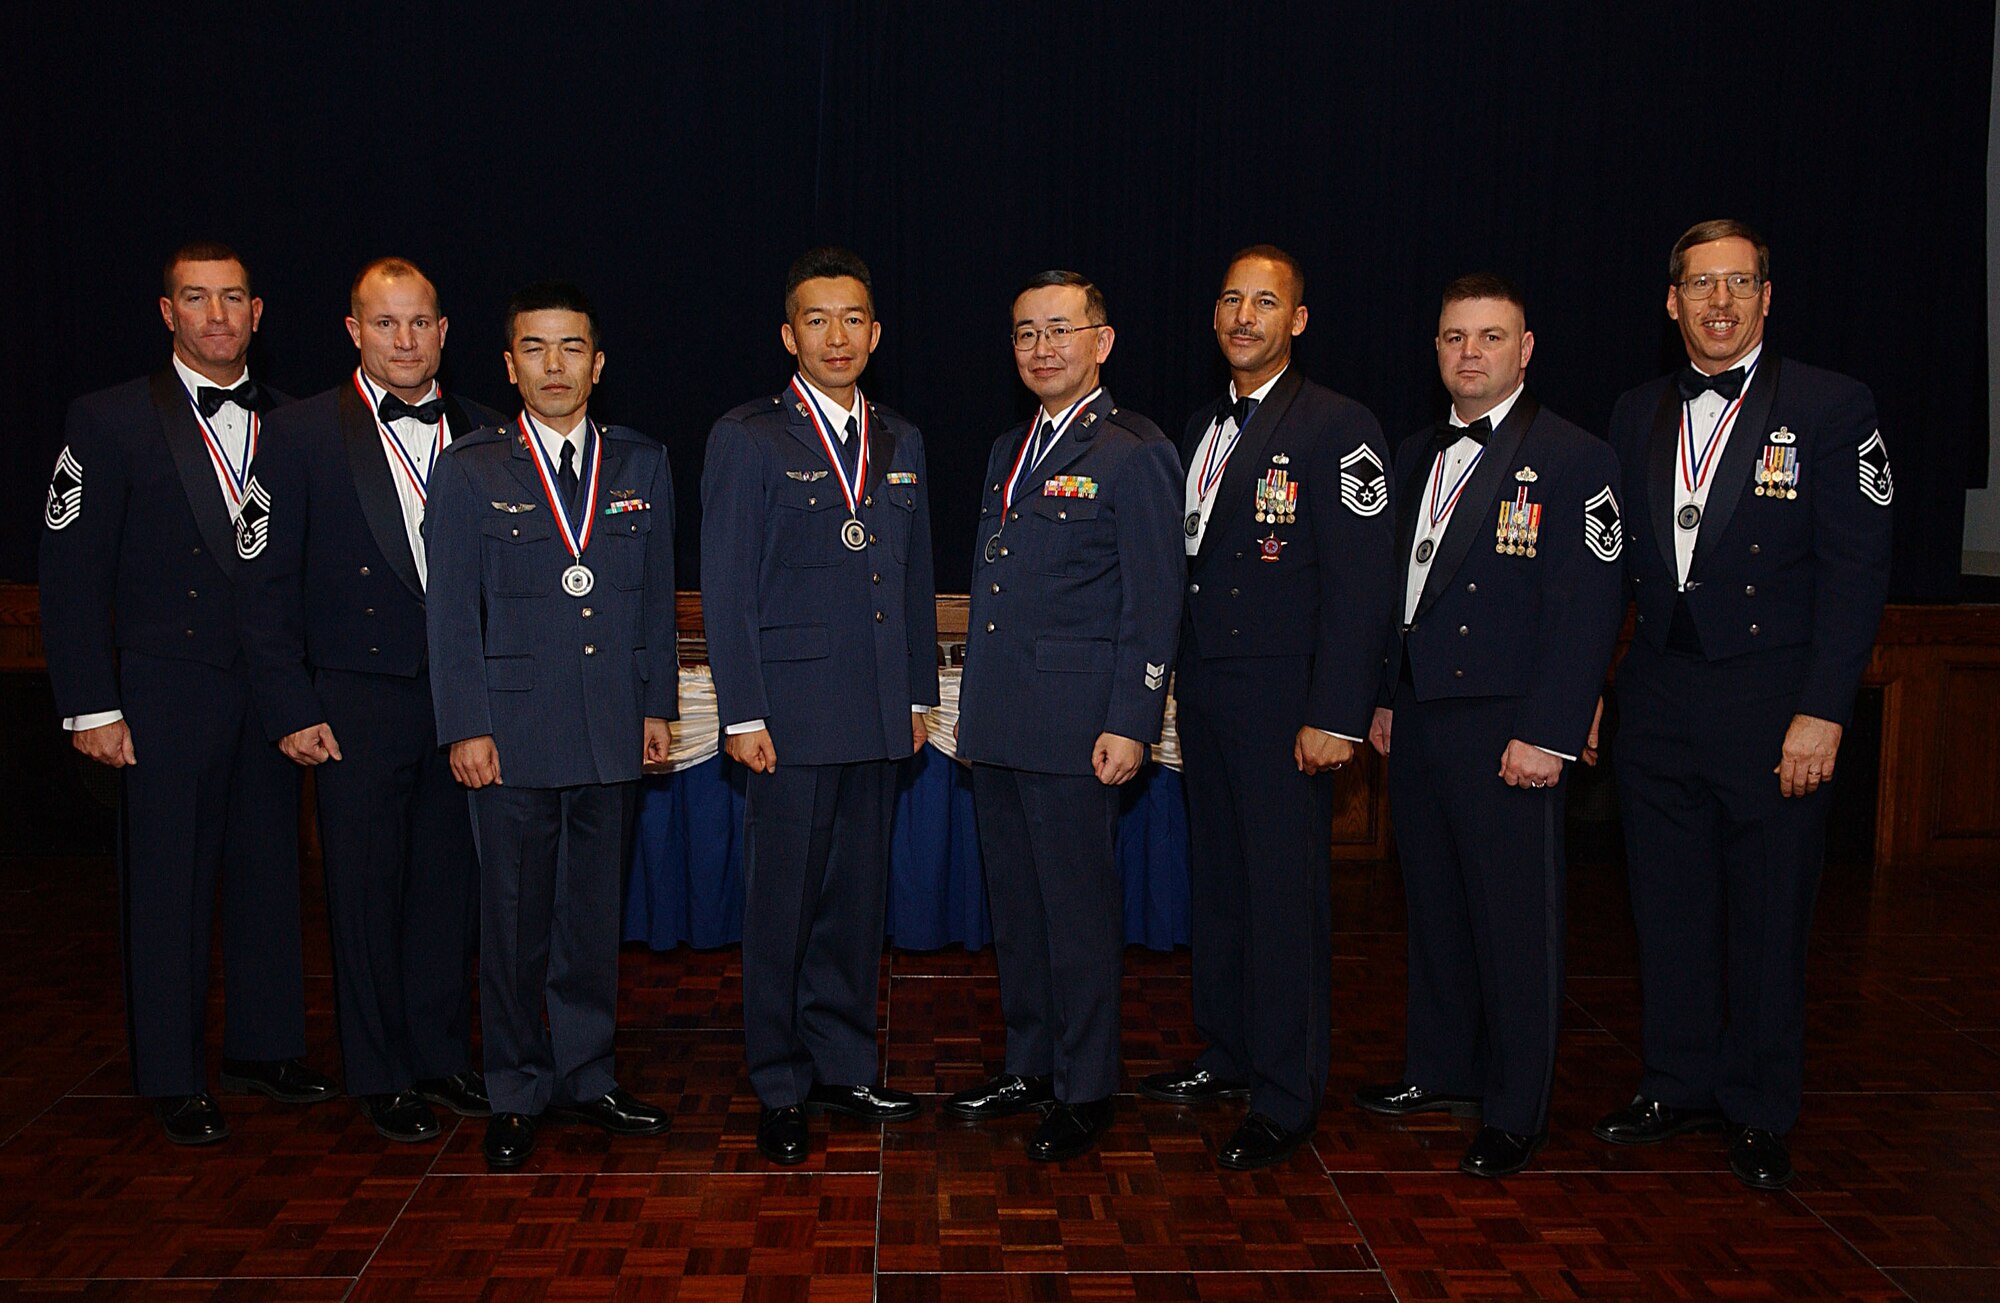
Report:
1931,666,2000,839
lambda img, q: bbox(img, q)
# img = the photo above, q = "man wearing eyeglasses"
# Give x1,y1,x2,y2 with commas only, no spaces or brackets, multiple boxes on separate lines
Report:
1593,220,1893,1190
950,270,1183,1161
237,258,501,1143
700,247,937,1166
39,241,334,1145
1139,246,1396,1169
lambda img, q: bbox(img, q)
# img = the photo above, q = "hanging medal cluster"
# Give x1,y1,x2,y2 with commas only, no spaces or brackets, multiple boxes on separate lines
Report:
1496,485,1541,556
1254,469,1297,524
1756,427,1800,498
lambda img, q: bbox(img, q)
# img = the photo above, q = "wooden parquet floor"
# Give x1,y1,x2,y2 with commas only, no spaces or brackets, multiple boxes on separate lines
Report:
0,852,1994,1301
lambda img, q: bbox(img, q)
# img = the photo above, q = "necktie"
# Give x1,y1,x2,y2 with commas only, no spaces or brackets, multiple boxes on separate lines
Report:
1432,415,1491,455
841,415,862,484
1677,364,1747,401
1032,419,1056,467
379,393,447,425
558,439,580,514
1226,395,1258,431
195,380,265,418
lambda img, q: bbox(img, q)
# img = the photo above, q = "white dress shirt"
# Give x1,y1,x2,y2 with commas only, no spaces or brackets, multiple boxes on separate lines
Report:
1403,384,1525,625
1183,368,1284,555
1674,344,1763,588
360,372,447,590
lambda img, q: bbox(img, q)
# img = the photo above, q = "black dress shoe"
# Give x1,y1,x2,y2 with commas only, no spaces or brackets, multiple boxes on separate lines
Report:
360,1091,441,1143
219,1058,338,1104
416,1071,491,1118
805,1082,921,1122
154,1093,229,1146
1353,1081,1481,1118
1138,1065,1251,1105
1728,1126,1794,1189
757,1105,810,1165
1025,1097,1114,1162
944,1073,1054,1120
548,1086,670,1136
1217,1112,1315,1170
1590,1096,1726,1145
484,1112,537,1169
1459,1126,1546,1177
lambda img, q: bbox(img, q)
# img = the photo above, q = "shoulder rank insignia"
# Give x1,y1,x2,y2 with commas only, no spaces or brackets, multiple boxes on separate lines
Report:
785,469,829,482
1044,474,1097,498
886,471,918,485
1584,486,1622,562
1339,443,1387,517
234,477,272,560
1858,430,1893,506
1144,661,1166,691
1496,487,1541,556
491,501,537,513
1515,465,1538,483
44,445,82,531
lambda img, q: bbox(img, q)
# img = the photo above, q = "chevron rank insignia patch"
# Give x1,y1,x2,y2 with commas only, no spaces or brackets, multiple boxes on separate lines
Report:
234,476,272,560
1858,430,1893,506
44,445,82,530
1339,443,1387,517
1144,662,1166,691
1583,486,1623,563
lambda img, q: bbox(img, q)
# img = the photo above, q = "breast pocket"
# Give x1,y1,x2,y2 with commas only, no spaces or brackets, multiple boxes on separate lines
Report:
775,485,847,568
879,487,918,563
1025,495,1104,578
595,509,650,590
481,516,554,597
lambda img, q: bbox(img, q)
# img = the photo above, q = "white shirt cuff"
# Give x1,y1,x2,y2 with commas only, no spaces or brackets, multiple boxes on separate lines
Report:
1531,743,1577,762
1308,726,1364,744
724,719,766,736
912,705,928,714
65,711,124,731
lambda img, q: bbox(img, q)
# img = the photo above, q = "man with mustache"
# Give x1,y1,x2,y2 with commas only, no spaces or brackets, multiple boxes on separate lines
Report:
39,241,334,1144
1592,220,1893,1189
1358,274,1624,1177
237,258,500,1142
700,248,937,1165
426,281,678,1169
1140,246,1396,1168
950,270,1183,1162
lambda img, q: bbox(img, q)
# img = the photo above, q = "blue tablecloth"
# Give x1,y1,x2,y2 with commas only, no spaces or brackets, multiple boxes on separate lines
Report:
623,746,1190,952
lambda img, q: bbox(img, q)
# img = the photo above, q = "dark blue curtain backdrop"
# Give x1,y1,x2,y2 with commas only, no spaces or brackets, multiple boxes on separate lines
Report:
7,3,1989,598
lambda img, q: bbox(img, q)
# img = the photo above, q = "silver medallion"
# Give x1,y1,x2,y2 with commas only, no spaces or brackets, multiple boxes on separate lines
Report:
984,533,1002,564
562,563,595,597
1415,538,1435,565
842,517,868,551
1676,503,1702,531
1184,511,1201,538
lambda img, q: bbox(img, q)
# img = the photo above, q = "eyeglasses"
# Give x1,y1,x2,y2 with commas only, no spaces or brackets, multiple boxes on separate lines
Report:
1011,323,1105,351
1677,272,1763,300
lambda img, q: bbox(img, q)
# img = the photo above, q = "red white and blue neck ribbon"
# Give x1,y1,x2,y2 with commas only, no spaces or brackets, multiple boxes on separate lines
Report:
518,410,601,560
791,375,869,516
179,376,258,511
1680,356,1760,494
356,369,442,504
1193,397,1246,507
1003,388,1098,510
1427,437,1485,529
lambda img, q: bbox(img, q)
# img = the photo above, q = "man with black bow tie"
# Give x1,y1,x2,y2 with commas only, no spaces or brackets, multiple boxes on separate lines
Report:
1139,246,1395,1169
39,242,335,1145
238,258,500,1143
700,248,937,1165
426,281,679,1170
949,270,1183,1162
1356,274,1624,1177
1592,220,1892,1190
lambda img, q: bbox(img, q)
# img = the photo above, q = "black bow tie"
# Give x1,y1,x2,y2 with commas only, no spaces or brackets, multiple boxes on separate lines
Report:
194,380,264,418
1434,415,1491,453
379,393,447,426
1223,395,1258,431
1677,364,1747,402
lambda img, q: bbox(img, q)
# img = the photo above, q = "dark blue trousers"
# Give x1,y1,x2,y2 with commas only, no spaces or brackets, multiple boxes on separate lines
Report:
1616,639,1829,1134
1388,684,1566,1136
740,758,895,1108
470,780,634,1116
972,764,1123,1103
311,668,476,1095
117,651,305,1097
1177,653,1335,1132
